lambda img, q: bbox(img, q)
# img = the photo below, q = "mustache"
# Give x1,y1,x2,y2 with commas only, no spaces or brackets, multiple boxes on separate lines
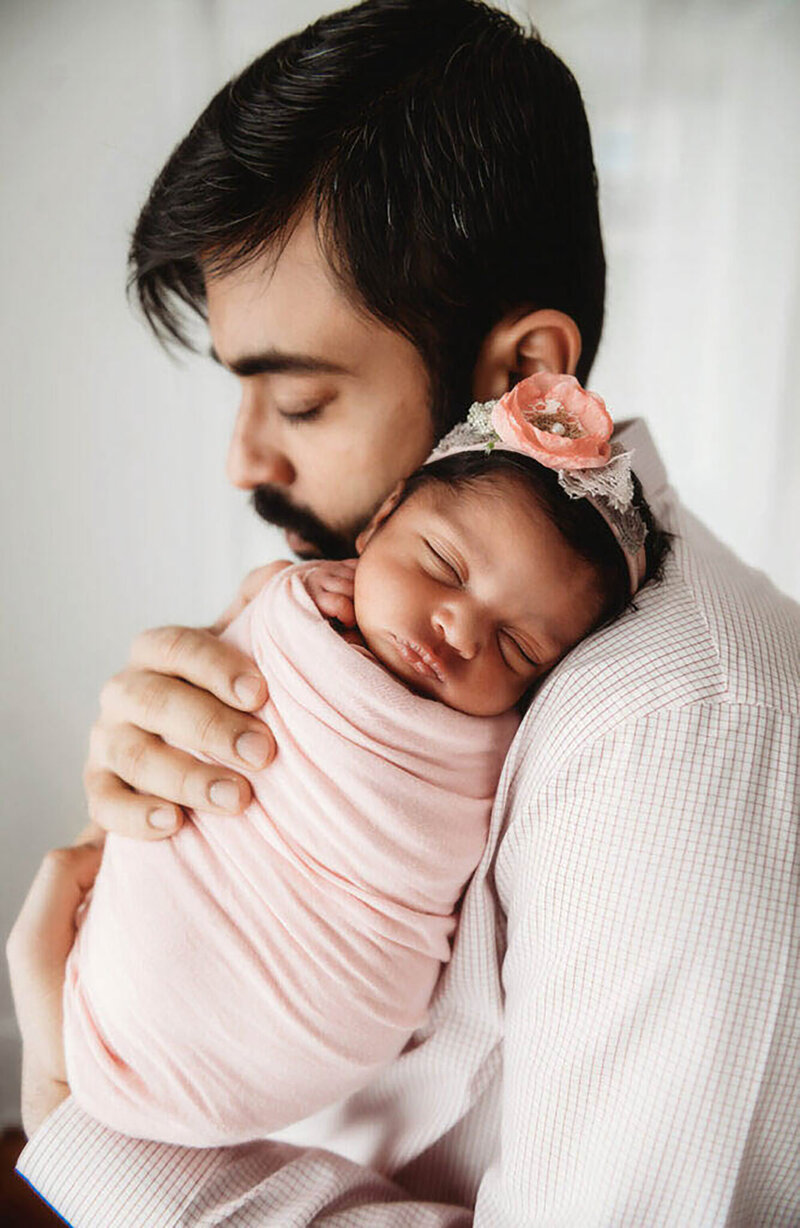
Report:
250,486,354,560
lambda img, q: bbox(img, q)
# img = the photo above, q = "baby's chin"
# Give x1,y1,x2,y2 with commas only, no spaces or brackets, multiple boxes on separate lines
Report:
439,689,520,718
285,529,321,557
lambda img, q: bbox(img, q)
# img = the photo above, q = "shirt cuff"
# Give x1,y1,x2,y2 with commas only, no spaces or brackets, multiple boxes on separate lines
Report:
16,1096,294,1227
15,1096,471,1227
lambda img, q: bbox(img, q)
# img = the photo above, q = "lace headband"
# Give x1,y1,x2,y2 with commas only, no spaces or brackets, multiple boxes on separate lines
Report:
425,373,648,596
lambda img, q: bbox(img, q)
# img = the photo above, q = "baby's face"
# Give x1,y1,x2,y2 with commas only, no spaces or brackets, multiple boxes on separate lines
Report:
354,476,606,716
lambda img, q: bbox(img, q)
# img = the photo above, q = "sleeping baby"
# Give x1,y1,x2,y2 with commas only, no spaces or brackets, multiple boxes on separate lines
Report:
63,374,667,1145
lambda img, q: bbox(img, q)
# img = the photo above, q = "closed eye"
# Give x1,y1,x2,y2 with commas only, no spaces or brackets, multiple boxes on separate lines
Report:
424,541,461,583
499,630,538,671
278,405,323,424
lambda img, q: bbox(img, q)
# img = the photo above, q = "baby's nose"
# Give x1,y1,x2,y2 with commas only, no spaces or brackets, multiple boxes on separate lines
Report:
433,599,481,660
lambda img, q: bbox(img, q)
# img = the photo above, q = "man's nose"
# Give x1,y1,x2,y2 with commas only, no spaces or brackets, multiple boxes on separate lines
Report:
226,398,295,490
432,596,481,660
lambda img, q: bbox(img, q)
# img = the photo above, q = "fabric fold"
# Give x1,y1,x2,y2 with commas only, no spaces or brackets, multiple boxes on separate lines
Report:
63,563,518,1146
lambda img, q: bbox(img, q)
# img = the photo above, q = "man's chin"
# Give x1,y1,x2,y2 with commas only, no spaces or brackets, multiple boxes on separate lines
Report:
251,486,358,558
284,529,322,558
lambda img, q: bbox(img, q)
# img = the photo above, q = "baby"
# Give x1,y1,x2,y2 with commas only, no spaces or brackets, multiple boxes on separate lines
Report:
63,374,667,1146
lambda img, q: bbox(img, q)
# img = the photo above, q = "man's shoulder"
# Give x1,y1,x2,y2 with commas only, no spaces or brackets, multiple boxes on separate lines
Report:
666,498,800,711
508,494,799,776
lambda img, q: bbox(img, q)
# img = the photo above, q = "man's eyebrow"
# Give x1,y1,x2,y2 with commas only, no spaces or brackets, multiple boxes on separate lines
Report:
208,346,349,378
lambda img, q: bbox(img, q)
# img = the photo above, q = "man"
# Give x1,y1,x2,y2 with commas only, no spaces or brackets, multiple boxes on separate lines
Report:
9,1,799,1223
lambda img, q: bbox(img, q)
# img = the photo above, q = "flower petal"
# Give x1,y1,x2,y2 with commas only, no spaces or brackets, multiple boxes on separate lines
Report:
492,373,614,471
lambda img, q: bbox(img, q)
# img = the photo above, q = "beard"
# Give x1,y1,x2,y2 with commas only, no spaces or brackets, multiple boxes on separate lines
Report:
251,485,357,560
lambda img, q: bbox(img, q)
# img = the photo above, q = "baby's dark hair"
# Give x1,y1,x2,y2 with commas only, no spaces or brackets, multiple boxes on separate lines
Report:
397,449,670,630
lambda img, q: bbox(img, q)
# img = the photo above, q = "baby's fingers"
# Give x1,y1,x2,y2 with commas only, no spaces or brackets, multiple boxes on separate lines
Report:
315,590,357,626
330,594,357,626
318,564,356,596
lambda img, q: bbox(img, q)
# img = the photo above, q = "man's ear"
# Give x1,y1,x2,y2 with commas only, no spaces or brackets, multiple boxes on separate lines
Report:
471,308,582,400
355,481,406,555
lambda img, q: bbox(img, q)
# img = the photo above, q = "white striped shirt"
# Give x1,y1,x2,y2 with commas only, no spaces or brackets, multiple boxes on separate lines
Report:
18,420,800,1226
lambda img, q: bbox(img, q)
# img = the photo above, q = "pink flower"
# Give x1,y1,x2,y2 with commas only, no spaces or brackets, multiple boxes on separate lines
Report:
491,373,613,470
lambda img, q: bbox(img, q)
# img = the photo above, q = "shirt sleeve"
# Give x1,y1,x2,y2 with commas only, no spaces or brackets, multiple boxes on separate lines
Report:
16,1097,472,1227
17,702,798,1226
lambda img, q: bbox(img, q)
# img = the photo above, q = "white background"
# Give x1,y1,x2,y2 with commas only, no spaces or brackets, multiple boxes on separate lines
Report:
1,0,798,1124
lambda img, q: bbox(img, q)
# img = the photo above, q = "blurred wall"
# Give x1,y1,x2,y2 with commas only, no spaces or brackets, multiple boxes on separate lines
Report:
536,0,800,589
1,0,798,1125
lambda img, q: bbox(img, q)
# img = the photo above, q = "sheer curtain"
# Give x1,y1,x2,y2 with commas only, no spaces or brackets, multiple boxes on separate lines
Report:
527,0,800,597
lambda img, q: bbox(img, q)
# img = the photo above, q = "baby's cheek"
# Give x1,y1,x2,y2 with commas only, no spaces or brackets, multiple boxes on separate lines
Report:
352,562,375,630
490,657,533,714
353,555,395,637
360,553,402,611
448,661,517,718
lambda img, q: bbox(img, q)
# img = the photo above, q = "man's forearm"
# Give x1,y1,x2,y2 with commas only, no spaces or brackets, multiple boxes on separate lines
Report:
7,843,103,1137
20,1049,69,1139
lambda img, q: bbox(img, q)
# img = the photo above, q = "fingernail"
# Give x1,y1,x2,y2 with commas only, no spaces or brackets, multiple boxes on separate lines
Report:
148,807,178,831
208,779,242,812
236,731,271,768
233,675,263,706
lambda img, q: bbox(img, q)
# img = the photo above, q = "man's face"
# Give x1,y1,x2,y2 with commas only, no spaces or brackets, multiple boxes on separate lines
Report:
205,213,436,557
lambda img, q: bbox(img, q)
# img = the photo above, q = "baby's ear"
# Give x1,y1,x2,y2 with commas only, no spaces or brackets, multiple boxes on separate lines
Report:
355,481,406,554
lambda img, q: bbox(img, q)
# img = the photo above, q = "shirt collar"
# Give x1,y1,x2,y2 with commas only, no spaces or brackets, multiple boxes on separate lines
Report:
614,418,670,512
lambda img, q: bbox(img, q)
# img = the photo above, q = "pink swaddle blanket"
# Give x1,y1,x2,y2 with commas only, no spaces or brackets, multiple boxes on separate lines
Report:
64,564,519,1146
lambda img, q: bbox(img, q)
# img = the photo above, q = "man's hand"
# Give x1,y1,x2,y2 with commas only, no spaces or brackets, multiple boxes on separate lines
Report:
83,560,292,840
304,559,357,626
7,837,104,1137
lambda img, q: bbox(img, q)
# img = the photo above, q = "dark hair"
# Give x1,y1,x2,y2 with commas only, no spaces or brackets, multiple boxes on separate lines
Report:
397,450,671,628
129,0,605,434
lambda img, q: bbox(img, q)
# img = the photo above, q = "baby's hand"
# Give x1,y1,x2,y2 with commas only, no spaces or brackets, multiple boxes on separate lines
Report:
304,559,357,627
